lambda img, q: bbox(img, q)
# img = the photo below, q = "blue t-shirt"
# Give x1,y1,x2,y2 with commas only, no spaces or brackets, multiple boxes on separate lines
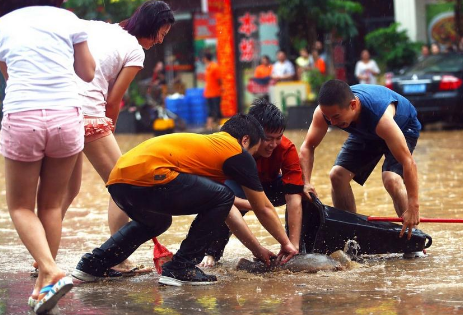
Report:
335,84,421,140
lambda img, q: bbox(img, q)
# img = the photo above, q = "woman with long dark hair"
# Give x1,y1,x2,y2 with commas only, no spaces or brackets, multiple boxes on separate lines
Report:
64,0,175,277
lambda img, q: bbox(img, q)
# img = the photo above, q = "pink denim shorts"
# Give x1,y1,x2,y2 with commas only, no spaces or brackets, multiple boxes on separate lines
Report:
0,108,84,162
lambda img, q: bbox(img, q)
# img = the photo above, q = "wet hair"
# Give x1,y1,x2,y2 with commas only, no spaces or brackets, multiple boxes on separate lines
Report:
318,79,354,108
120,0,175,40
0,0,64,16
220,114,265,148
203,52,213,62
248,98,286,133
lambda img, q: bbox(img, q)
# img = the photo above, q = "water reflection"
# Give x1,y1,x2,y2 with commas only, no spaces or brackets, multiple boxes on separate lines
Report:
1,130,463,314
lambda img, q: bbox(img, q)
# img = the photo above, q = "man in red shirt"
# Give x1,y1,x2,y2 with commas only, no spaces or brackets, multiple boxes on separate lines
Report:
202,52,222,131
200,98,306,267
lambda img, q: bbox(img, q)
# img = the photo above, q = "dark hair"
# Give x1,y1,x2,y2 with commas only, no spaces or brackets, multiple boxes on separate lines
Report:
120,0,175,40
0,0,63,16
220,114,265,148
248,98,286,133
203,52,213,62
261,55,270,63
318,79,354,108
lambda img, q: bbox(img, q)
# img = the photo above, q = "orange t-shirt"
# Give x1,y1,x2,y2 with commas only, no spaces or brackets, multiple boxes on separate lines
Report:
254,64,273,78
314,58,326,75
204,61,222,98
107,132,262,189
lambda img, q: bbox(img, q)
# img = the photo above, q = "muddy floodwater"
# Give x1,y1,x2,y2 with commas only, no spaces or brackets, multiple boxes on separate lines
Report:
1,129,463,314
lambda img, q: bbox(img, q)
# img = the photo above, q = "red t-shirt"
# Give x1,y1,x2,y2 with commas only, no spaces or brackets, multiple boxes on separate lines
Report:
255,135,304,194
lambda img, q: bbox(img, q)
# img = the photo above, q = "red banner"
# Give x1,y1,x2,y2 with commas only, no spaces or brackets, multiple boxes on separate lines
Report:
208,0,225,13
216,0,237,116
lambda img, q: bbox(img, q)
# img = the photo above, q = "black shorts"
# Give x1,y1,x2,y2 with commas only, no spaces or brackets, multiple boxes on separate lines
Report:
334,134,418,186
206,97,222,120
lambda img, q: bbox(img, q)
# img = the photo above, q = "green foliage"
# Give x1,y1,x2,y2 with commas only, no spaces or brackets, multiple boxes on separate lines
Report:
365,23,422,72
64,0,145,22
128,81,146,107
308,70,333,99
318,0,363,38
277,0,363,52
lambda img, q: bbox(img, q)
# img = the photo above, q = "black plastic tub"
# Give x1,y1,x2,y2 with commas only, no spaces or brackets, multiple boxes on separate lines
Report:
298,197,432,256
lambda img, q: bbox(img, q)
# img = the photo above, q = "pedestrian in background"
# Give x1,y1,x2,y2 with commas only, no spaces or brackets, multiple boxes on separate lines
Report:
254,55,273,80
354,49,380,85
311,48,326,75
295,47,313,84
418,45,430,62
271,50,295,83
314,40,328,69
430,43,440,55
202,52,222,131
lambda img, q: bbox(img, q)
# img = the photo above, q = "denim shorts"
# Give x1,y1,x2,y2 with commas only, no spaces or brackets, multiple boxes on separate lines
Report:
0,108,84,161
334,134,418,185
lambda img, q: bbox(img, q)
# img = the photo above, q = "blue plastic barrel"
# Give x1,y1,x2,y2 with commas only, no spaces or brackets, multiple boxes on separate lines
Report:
165,95,191,123
185,88,207,127
185,88,205,97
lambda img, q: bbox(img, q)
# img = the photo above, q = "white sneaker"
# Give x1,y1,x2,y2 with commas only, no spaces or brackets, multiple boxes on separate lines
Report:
403,251,426,259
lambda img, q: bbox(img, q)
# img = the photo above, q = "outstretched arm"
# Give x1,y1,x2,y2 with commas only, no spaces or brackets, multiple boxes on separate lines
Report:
225,206,276,265
285,193,302,251
105,66,141,126
376,104,419,239
234,196,252,211
243,187,298,263
299,106,328,200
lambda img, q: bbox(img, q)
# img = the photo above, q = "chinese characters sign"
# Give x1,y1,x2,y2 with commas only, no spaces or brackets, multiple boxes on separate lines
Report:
237,10,278,63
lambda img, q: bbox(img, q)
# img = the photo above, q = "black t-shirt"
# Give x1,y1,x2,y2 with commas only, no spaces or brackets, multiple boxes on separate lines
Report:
223,150,263,192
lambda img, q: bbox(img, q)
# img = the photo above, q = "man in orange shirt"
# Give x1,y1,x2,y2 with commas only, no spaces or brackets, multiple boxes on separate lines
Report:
202,52,222,131
72,114,298,286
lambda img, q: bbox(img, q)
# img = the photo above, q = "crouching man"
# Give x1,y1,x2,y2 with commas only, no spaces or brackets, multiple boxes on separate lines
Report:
72,114,298,286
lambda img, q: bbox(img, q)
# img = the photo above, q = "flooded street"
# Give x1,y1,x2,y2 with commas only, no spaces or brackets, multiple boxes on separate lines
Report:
1,129,463,314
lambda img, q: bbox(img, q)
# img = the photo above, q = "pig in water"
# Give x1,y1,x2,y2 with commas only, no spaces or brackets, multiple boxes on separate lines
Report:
236,251,356,274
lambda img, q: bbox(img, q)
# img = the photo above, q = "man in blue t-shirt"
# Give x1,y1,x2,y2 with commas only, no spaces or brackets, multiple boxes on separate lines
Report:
299,79,421,243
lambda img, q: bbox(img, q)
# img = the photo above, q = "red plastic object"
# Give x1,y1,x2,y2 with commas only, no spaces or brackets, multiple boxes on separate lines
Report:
152,237,173,274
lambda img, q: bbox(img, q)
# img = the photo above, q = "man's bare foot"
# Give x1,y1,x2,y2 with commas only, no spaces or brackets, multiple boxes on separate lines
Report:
111,259,153,275
111,259,136,273
198,255,216,268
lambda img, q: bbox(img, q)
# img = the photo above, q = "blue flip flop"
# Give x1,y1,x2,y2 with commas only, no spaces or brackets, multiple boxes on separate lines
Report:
28,296,37,309
34,276,73,314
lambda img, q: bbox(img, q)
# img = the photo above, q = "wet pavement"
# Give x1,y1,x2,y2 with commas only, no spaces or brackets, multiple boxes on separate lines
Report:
1,130,463,314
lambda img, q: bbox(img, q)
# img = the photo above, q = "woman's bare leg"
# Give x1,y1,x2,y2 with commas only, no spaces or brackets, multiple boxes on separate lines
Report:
6,155,76,298
83,134,137,271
